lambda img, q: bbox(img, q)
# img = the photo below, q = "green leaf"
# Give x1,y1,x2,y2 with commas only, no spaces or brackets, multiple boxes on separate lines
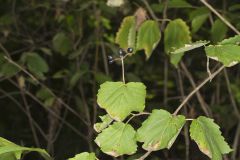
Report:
94,114,113,133
0,137,52,160
95,122,137,157
164,19,191,67
219,35,240,45
115,16,136,50
190,8,209,33
151,0,193,13
53,32,72,56
136,20,161,59
137,109,186,151
205,44,240,67
190,116,232,160
211,19,228,43
25,52,49,74
68,152,97,160
0,63,20,77
97,82,146,121
171,40,209,54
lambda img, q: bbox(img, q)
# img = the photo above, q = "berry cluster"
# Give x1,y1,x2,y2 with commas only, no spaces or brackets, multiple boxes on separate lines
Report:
108,47,133,64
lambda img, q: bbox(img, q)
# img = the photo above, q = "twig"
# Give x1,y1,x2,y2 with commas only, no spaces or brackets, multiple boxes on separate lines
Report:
126,112,150,124
223,69,240,119
3,56,89,126
200,0,240,35
137,150,152,160
121,56,125,83
180,62,212,117
173,65,225,115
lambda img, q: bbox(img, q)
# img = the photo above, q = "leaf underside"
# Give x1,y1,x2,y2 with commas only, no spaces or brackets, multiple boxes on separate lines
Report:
137,109,186,151
97,81,146,121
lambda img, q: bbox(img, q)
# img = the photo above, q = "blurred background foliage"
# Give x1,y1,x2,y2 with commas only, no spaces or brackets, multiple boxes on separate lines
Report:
0,0,240,159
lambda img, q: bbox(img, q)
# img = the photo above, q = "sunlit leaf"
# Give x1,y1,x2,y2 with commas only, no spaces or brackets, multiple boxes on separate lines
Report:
219,35,240,45
190,116,232,160
95,122,137,157
137,109,186,151
97,82,146,121
136,20,161,59
107,0,124,7
68,152,97,160
94,114,113,133
205,44,240,67
171,40,209,54
164,19,191,67
115,16,136,50
0,137,52,160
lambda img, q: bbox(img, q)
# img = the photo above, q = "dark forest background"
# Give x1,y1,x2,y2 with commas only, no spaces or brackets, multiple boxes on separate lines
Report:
0,0,240,159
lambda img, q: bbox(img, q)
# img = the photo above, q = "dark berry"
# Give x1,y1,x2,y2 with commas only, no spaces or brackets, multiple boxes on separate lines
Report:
108,55,113,61
108,59,114,64
127,47,133,53
118,48,125,57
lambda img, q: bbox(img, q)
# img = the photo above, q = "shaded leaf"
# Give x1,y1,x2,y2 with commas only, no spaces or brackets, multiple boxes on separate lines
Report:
115,16,136,50
164,19,191,67
94,114,113,133
53,32,72,56
0,63,20,77
137,109,186,151
190,116,232,160
205,44,240,67
190,8,209,33
136,20,161,59
25,52,49,74
171,40,209,54
211,19,228,43
68,152,97,160
95,122,137,157
97,82,146,121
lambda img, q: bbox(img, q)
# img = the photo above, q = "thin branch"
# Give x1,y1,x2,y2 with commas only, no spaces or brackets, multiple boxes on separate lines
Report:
121,56,125,83
181,62,212,117
173,65,225,115
137,150,152,160
3,56,89,126
200,0,240,35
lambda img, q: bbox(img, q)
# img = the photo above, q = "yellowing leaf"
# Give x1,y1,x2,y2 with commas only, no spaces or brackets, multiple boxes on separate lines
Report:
115,16,136,50
95,122,137,157
136,20,161,59
97,82,146,121
137,109,186,151
190,116,232,160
